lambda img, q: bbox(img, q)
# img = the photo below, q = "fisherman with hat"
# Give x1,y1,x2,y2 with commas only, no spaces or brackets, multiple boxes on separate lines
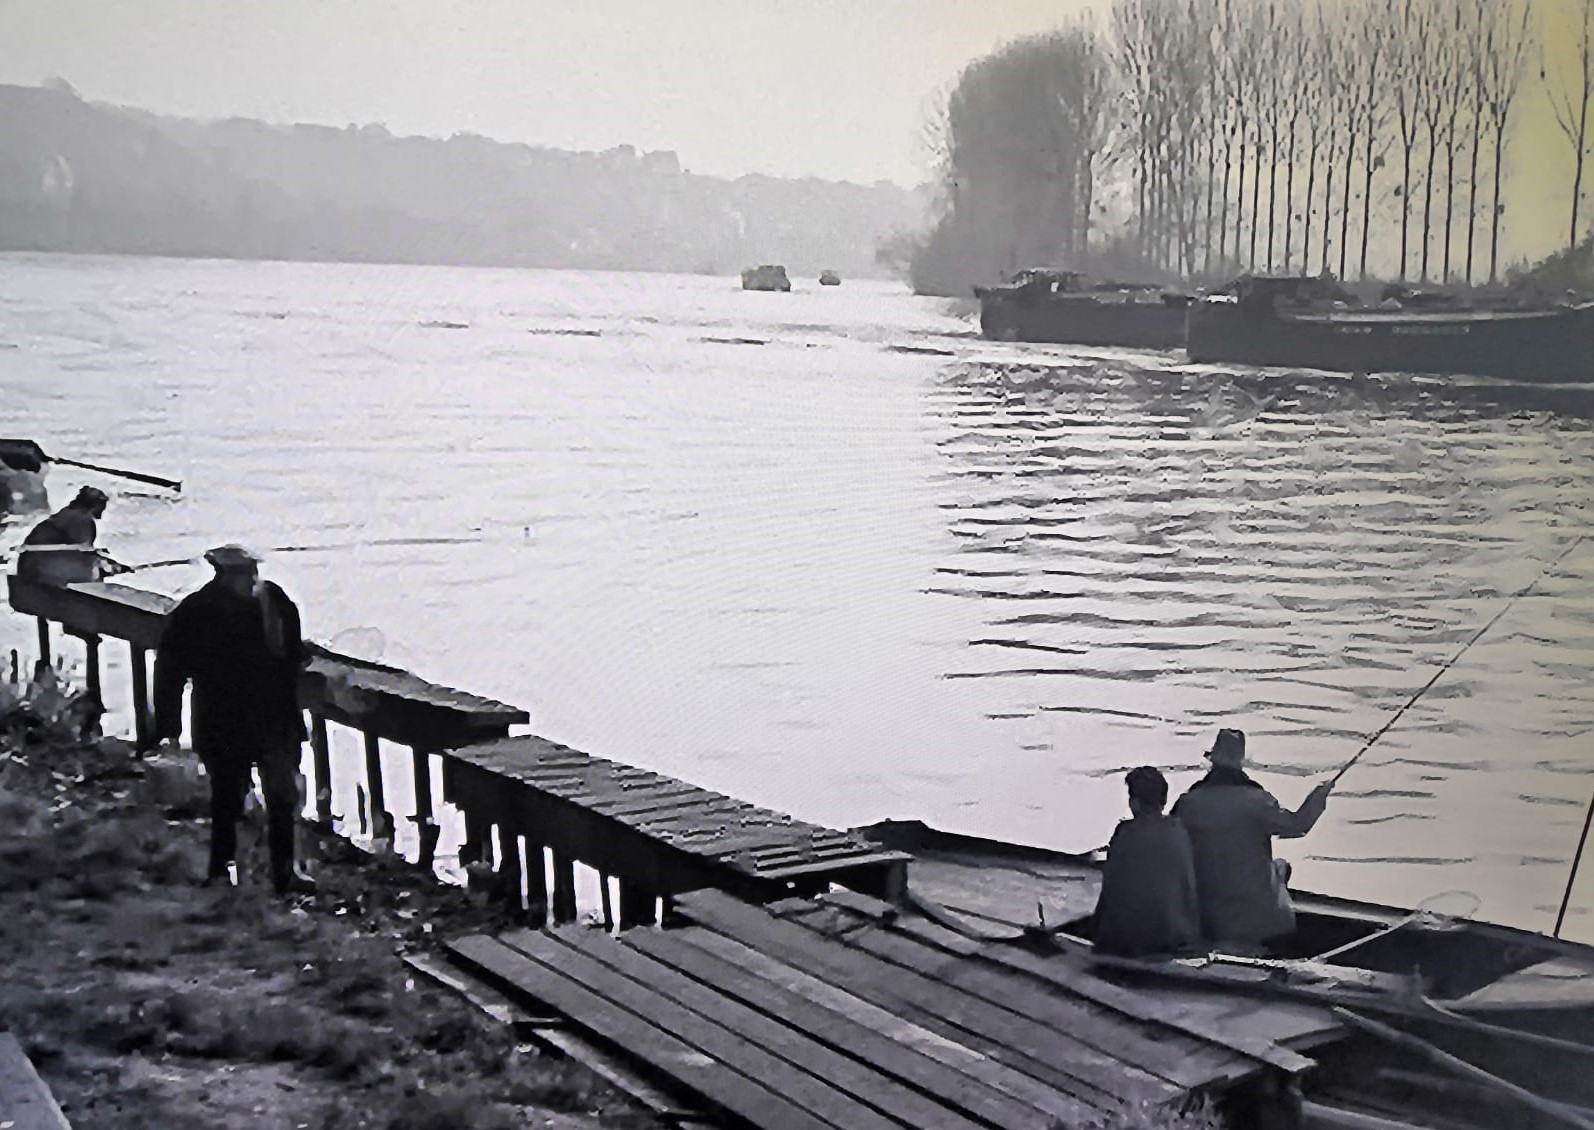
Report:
149,543,315,894
1170,728,1333,954
15,485,131,586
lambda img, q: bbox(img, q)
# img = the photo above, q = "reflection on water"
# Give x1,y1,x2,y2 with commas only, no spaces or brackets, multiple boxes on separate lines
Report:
1,252,1592,939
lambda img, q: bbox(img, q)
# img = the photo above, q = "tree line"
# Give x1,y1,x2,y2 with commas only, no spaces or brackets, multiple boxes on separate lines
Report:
905,0,1594,296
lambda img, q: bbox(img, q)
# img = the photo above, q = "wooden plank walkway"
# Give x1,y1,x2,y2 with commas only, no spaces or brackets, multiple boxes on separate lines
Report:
442,735,910,904
0,1032,72,1130
443,889,1318,1130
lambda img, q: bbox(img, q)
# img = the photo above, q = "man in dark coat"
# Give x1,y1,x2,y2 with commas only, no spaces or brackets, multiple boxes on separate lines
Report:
1090,766,1203,959
150,544,314,894
16,486,127,585
1172,728,1332,954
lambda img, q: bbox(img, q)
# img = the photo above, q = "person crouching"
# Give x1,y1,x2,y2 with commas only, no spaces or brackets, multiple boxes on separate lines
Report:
1089,766,1202,959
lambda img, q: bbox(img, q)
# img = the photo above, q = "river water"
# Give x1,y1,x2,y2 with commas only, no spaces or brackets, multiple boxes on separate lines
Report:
3,252,1592,940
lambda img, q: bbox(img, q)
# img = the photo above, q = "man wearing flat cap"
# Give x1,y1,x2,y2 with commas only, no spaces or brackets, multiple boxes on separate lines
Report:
150,544,314,894
15,485,130,586
1170,728,1333,954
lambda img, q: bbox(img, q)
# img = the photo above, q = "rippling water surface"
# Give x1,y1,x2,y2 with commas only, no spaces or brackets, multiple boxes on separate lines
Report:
3,252,1593,938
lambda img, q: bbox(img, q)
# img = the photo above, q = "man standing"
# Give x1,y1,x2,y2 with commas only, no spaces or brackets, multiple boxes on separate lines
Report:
15,486,128,585
1090,766,1202,959
1171,728,1333,954
150,544,314,894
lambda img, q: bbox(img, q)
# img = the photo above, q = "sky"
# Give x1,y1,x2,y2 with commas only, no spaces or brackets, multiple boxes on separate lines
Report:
1,0,1588,266
0,0,1101,188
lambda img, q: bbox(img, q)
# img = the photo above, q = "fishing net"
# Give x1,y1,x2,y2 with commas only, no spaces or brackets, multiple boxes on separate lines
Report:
1409,889,1482,933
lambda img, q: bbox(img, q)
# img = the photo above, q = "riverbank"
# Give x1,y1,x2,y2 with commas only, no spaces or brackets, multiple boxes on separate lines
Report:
0,722,665,1130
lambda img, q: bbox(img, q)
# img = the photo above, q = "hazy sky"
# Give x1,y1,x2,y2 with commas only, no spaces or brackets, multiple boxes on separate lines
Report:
0,0,1100,187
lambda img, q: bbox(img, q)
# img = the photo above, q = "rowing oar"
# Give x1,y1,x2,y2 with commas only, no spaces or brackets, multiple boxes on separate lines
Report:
1328,534,1585,789
1,439,182,492
48,454,182,492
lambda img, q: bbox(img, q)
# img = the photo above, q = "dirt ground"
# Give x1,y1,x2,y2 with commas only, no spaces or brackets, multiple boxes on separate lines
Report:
0,729,670,1130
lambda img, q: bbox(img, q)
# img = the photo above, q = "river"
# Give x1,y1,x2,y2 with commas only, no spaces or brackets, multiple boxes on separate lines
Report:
3,251,1592,940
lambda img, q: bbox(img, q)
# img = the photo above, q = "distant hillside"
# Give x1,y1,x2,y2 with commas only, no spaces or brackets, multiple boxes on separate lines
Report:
0,84,932,279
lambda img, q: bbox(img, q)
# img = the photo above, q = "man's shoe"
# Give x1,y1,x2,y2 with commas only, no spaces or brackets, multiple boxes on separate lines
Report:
273,866,317,896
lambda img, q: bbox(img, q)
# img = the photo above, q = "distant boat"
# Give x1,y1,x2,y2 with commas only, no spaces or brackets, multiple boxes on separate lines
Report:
1186,275,1594,383
974,268,1192,349
741,265,792,292
818,270,841,287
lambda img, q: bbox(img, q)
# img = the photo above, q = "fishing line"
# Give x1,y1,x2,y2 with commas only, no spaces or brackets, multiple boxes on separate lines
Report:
1329,534,1585,788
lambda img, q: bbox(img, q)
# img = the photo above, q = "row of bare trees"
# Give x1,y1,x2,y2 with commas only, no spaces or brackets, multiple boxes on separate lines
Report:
910,0,1594,293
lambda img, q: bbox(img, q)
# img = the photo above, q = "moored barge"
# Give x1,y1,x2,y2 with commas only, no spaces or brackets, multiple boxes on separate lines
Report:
974,268,1193,349
1187,275,1594,383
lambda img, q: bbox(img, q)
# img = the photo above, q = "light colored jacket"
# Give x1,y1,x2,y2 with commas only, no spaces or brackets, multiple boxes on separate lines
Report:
1171,770,1327,949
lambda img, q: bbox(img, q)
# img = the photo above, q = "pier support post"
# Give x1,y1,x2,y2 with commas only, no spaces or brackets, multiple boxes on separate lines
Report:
525,842,549,927
494,824,524,917
82,633,100,707
410,745,439,871
310,715,333,826
550,852,578,924
599,873,614,930
618,878,659,930
362,730,393,845
35,618,49,670
128,644,150,751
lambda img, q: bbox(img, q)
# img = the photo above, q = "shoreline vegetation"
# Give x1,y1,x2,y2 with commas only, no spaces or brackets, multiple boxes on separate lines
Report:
0,661,667,1130
894,0,1594,300
0,81,930,284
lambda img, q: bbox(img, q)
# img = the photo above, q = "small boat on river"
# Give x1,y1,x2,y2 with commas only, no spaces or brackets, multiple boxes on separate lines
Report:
857,819,1594,1128
741,264,792,292
1186,275,1594,383
974,268,1194,349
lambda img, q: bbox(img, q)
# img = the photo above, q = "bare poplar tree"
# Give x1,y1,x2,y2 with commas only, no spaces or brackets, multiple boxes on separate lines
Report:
1481,0,1534,282
1352,4,1394,280
1543,0,1594,252
1390,0,1431,280
1462,0,1493,284
1277,3,1310,272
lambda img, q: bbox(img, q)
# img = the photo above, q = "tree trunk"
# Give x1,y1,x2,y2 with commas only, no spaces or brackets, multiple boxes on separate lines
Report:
1420,124,1439,281
1340,118,1359,279
1234,133,1249,270
1218,135,1234,272
1489,126,1506,284
1302,133,1320,272
1464,106,1484,284
1283,126,1300,273
1249,124,1264,269
1360,131,1379,281
1442,131,1458,283
1399,143,1415,280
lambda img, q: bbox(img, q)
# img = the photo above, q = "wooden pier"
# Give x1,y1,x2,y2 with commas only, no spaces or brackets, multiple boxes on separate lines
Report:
6,575,908,922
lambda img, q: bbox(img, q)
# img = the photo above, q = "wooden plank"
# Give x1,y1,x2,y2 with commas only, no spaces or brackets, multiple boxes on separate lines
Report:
0,1032,72,1130
488,929,918,1130
544,927,994,1130
821,889,1322,1074
673,926,1098,1127
779,903,1238,1090
449,933,831,1130
675,890,1174,1110
624,926,1059,1130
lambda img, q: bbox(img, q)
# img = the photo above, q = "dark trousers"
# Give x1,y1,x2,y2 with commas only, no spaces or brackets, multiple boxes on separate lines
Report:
203,745,301,885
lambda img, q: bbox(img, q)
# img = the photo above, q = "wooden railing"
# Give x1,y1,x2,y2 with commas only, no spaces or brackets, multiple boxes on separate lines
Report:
7,575,908,925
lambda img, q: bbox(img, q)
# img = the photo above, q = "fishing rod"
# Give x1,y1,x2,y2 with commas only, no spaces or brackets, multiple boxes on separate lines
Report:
126,533,530,572
1554,790,1594,938
1329,534,1585,788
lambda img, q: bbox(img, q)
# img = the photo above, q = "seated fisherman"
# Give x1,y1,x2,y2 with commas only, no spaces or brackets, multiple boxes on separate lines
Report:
1172,728,1333,955
1089,766,1202,959
15,486,130,585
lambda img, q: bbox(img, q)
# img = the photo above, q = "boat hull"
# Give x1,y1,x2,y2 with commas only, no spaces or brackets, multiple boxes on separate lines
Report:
1187,301,1594,382
979,295,1188,349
